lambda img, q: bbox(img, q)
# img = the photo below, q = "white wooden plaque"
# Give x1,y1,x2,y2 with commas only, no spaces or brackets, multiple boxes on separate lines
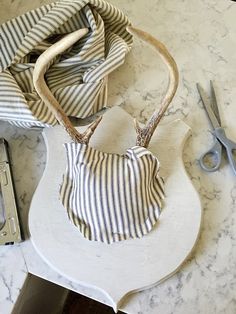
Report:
29,107,202,312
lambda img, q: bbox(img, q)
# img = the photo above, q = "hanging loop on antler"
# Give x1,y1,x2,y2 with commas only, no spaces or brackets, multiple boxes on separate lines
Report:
33,28,102,144
127,26,179,148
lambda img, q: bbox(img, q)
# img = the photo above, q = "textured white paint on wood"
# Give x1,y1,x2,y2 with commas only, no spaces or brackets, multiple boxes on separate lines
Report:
29,107,202,312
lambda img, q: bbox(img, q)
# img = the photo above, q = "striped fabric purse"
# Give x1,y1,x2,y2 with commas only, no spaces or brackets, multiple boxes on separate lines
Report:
60,142,165,243
0,0,132,128
32,25,178,243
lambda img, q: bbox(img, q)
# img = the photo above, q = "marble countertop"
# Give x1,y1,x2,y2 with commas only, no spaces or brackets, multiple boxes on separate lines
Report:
0,0,236,313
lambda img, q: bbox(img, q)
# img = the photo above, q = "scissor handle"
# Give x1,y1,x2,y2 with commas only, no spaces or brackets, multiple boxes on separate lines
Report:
214,127,236,176
199,139,222,172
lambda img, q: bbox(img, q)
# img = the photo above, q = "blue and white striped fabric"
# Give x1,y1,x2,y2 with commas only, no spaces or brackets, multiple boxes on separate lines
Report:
0,0,132,127
60,143,165,244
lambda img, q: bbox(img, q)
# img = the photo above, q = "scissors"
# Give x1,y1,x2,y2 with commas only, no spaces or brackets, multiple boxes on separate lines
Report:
196,81,236,175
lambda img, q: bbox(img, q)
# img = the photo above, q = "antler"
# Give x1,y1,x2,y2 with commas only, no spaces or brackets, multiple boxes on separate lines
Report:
127,26,179,148
33,28,102,144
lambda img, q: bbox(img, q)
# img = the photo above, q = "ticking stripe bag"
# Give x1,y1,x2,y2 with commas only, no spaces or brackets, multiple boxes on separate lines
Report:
61,143,165,243
0,0,132,128
32,26,179,244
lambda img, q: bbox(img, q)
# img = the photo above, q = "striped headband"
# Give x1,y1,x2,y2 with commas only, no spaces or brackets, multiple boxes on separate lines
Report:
32,26,179,244
0,0,132,128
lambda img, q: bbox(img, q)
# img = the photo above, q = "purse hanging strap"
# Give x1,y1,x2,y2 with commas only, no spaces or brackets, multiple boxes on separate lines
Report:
33,26,179,147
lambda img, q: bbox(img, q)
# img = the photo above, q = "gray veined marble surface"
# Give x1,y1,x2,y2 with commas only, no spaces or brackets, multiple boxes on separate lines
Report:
0,0,236,313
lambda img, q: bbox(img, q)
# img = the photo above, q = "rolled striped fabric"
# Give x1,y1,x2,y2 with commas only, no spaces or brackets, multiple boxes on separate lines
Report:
60,143,165,244
0,0,132,127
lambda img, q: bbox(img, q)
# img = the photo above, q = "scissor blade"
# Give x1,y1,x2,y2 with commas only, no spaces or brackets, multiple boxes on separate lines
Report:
210,81,221,125
196,83,221,130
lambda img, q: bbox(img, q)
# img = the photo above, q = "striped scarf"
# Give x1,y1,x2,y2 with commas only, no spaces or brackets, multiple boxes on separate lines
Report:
0,0,132,128
60,143,165,244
